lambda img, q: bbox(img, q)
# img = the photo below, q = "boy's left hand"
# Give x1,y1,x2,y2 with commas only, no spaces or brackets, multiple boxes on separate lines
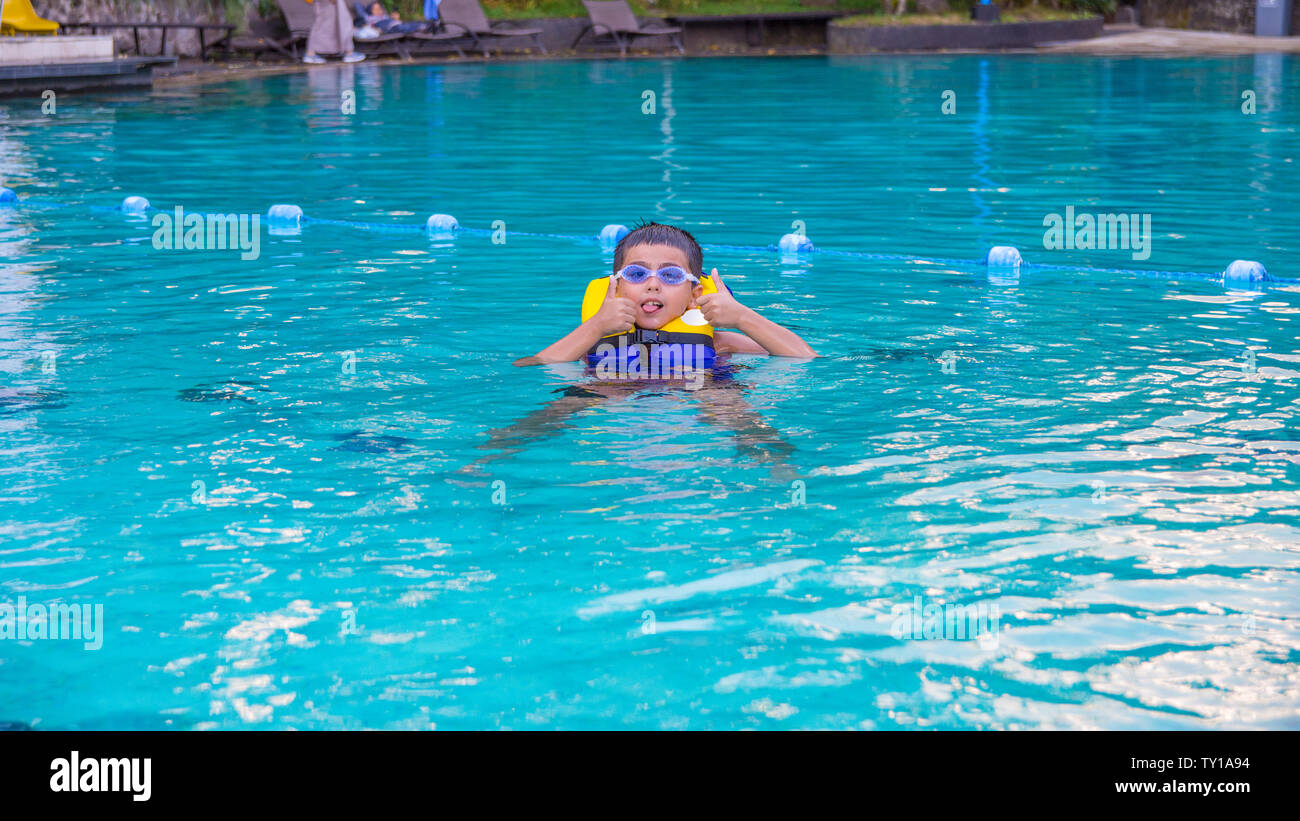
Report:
695,268,748,328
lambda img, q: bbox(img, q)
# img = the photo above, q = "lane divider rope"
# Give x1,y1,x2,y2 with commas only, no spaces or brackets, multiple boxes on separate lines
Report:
1,190,1290,289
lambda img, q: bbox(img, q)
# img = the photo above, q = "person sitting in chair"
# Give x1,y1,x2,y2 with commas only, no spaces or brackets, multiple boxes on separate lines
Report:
358,2,431,33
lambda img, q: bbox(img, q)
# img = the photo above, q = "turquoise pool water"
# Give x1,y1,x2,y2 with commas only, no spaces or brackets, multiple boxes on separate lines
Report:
2,55,1298,729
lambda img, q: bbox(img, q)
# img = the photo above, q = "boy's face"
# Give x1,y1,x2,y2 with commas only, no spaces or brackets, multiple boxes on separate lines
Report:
615,243,703,330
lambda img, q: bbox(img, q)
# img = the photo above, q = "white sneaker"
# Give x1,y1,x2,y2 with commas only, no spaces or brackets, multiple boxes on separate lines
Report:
302,54,326,64
342,52,365,63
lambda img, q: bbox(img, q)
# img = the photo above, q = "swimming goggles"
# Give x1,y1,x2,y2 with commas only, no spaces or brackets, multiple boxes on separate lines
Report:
614,264,700,286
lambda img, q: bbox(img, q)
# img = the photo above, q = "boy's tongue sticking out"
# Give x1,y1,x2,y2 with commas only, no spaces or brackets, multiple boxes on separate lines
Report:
616,243,701,330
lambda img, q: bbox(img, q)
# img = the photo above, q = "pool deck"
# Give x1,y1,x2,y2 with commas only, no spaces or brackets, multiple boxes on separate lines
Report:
1044,25,1300,55
147,24,1300,90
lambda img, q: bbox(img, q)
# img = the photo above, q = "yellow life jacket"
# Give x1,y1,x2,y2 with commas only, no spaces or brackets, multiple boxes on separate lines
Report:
580,275,716,351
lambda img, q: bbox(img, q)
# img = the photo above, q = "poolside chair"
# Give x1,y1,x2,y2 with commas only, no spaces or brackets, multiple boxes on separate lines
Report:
273,0,317,58
349,0,462,58
572,0,683,57
395,1,473,59
406,26,471,58
1,0,60,35
355,31,420,59
436,0,545,57
233,16,304,59
352,26,422,60
350,1,424,34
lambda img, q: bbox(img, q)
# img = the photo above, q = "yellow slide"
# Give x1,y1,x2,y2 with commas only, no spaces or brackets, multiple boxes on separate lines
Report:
1,0,61,35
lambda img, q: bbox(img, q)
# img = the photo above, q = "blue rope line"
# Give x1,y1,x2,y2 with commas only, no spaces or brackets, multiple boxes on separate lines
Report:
8,197,73,209
4,195,1294,287
1027,261,1202,278
303,216,426,234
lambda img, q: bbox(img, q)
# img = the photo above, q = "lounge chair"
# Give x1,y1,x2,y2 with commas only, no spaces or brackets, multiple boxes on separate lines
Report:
349,1,462,59
436,0,545,57
1,0,60,35
273,0,317,58
572,0,683,57
396,2,473,59
233,16,304,59
405,26,471,58
355,30,419,59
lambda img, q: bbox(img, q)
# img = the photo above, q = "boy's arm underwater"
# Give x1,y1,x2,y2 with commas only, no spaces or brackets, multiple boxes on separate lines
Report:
700,269,817,358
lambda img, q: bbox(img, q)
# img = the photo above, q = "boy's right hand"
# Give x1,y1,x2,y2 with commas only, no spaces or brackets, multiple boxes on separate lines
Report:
590,276,637,337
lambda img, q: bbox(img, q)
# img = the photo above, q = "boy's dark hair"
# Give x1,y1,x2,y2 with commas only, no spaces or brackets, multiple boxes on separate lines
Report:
613,220,703,277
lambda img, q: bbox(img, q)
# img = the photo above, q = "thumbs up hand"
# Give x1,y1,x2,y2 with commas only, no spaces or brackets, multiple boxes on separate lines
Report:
695,268,748,328
590,275,638,336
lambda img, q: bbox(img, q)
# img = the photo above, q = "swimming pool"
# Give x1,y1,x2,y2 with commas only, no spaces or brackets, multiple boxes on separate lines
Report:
2,54,1298,729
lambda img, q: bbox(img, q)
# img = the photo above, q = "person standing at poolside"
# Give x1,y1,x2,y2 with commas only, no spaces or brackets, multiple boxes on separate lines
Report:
302,0,366,64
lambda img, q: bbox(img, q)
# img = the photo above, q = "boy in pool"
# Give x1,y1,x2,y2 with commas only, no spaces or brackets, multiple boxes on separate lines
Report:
459,222,810,483
516,221,816,367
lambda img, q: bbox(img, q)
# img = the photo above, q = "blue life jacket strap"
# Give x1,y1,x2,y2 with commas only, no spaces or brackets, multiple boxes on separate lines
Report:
588,329,714,354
